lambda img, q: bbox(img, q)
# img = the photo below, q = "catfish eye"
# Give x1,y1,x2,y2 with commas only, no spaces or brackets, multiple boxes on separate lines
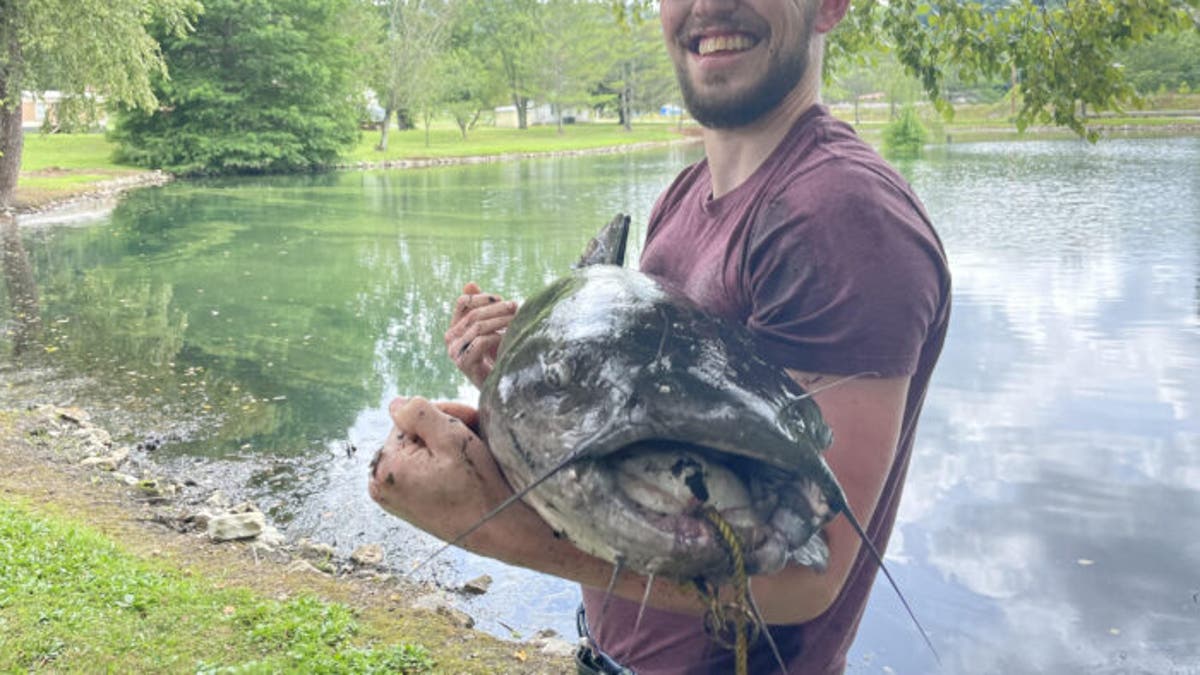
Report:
542,356,572,389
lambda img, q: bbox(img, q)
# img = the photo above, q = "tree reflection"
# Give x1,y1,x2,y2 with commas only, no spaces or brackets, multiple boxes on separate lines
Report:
1,214,42,355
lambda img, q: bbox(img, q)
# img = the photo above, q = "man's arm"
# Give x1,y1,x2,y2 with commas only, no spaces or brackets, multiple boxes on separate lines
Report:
370,369,908,624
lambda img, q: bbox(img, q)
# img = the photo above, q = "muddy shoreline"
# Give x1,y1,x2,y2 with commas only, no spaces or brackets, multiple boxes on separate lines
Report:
0,400,574,672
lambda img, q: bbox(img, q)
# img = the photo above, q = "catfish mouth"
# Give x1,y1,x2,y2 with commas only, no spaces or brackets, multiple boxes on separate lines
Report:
601,439,784,522
562,435,834,578
587,439,789,571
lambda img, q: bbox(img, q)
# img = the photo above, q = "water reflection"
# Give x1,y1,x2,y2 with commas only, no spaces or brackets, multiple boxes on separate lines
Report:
1,138,1198,671
876,137,1200,673
1,214,42,354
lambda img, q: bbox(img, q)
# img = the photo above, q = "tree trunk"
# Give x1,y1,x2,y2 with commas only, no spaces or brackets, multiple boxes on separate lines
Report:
1,214,41,355
1010,63,1018,116
556,103,563,135
0,92,23,212
622,61,633,132
377,107,394,151
513,94,528,130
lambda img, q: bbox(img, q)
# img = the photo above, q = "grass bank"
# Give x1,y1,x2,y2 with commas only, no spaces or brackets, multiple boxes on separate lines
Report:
842,93,1200,144
11,121,691,212
0,499,434,673
11,97,1198,212
345,121,689,163
12,134,148,210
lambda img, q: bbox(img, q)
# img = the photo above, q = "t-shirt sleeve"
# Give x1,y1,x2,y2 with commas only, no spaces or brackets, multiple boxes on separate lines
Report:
743,163,946,377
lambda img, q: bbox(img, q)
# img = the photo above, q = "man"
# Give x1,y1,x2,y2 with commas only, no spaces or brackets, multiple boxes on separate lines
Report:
368,0,950,672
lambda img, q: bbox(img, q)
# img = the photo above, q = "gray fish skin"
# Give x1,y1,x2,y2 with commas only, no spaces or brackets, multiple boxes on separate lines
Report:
478,265,847,582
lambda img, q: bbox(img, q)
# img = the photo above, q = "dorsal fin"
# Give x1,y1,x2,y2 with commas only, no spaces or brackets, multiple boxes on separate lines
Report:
574,212,630,268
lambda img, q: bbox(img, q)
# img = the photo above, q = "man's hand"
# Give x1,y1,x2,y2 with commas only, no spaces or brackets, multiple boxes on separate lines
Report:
368,397,552,555
445,282,518,388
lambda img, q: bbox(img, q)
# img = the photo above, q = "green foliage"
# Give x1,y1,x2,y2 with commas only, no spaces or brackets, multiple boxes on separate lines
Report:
111,0,367,176
371,0,454,148
1120,30,1200,93
0,0,198,206
882,105,929,159
539,0,615,129
0,0,199,111
847,0,1199,139
457,0,547,128
0,501,432,672
617,0,1199,139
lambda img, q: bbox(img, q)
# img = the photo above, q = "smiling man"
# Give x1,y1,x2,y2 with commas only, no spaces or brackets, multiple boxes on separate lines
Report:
371,1,951,673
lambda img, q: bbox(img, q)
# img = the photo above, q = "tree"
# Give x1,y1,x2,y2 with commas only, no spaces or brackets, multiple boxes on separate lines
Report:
829,66,876,125
621,18,677,130
439,47,493,139
372,0,456,151
1120,30,1200,93
111,0,370,176
616,0,1200,139
461,0,545,130
2,213,39,354
0,0,197,210
539,0,614,133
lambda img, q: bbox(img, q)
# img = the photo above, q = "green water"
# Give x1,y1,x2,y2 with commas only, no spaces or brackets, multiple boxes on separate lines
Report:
4,149,694,457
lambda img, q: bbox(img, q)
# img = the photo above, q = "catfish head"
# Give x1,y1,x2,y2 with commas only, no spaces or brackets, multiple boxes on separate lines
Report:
478,264,848,582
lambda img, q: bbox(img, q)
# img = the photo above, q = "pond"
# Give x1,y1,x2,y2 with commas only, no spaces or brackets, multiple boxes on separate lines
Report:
3,136,1198,673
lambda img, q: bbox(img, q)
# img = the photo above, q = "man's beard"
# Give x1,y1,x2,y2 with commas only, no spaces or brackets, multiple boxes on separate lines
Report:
676,34,812,129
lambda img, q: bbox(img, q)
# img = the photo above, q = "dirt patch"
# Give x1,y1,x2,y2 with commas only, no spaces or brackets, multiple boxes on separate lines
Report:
0,405,573,673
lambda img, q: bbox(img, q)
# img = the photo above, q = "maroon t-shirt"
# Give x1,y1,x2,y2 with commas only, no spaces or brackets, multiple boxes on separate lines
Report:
581,105,951,674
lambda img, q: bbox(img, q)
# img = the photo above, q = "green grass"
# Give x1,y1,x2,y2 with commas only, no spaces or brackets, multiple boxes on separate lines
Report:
0,499,434,673
12,121,689,208
345,120,688,163
18,133,129,173
15,134,144,208
11,103,1197,208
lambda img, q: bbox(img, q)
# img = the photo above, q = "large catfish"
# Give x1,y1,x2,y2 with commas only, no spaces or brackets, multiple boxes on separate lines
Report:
477,213,854,584
405,215,934,660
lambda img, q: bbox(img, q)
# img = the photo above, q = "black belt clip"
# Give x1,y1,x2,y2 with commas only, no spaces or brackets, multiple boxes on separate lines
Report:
575,605,635,675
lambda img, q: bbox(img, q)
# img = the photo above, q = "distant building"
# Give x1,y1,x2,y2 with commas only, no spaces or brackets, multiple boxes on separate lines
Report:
20,91,61,130
20,91,107,131
494,103,592,128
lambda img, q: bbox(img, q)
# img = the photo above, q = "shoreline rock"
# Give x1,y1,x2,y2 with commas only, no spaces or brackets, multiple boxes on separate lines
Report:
1,403,573,671
12,170,174,226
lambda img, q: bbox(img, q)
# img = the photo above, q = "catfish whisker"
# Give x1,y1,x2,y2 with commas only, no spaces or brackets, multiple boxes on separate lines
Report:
797,371,881,399
744,582,787,675
405,444,592,578
596,555,626,630
634,572,655,634
840,504,941,666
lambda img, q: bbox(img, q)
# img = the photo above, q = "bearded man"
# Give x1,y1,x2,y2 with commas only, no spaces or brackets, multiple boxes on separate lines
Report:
370,1,951,672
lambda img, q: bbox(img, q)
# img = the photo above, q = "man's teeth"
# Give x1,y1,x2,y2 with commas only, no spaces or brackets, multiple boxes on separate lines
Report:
697,34,755,56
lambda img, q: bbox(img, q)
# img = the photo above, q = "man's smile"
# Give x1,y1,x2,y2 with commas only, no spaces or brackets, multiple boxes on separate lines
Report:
693,32,760,57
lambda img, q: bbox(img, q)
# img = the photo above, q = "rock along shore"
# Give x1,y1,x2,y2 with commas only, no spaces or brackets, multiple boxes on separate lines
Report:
0,403,574,672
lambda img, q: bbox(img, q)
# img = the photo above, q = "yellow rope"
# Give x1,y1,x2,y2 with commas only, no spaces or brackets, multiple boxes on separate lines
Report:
700,507,753,675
